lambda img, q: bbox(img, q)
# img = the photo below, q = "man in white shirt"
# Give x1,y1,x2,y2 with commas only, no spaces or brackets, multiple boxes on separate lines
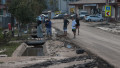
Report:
72,17,77,38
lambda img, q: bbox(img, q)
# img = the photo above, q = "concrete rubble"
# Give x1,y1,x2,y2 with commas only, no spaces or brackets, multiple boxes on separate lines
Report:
90,22,120,34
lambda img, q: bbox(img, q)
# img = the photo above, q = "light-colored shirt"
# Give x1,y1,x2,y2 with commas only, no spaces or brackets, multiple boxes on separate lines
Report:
72,20,77,29
41,16,45,21
38,16,42,21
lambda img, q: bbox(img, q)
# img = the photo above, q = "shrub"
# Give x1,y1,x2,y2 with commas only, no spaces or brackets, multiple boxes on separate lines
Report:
0,28,4,42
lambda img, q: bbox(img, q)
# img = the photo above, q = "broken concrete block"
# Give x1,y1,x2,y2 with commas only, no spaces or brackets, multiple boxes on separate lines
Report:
0,54,7,57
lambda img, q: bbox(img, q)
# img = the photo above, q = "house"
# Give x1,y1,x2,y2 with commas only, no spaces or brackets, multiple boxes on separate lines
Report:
107,0,120,21
69,0,120,21
0,0,11,28
0,0,11,16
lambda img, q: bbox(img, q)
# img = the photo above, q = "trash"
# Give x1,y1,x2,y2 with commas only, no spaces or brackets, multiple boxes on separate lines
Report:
67,44,72,48
56,54,60,56
76,49,85,54
0,48,6,53
24,31,28,34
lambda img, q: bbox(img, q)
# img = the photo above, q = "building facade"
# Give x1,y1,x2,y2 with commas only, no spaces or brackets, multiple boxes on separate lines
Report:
58,0,79,14
0,0,6,16
70,0,120,21
46,0,79,14
0,0,11,28
46,0,58,11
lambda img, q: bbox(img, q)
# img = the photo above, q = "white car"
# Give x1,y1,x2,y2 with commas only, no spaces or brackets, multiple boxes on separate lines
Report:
85,15,104,22
79,11,89,20
41,14,48,18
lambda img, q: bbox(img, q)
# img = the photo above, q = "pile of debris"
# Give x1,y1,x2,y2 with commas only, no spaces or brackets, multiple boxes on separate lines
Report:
92,23,120,34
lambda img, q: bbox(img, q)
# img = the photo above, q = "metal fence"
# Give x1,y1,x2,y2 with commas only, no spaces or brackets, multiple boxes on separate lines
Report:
0,16,11,28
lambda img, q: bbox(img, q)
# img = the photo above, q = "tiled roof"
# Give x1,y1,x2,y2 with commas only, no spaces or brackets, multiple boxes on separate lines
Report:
70,0,106,5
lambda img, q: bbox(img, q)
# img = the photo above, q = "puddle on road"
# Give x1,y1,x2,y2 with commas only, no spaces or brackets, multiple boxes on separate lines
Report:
22,47,44,56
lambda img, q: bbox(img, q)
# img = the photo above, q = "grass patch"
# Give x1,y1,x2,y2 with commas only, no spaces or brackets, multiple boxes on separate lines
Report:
0,28,4,42
0,43,20,57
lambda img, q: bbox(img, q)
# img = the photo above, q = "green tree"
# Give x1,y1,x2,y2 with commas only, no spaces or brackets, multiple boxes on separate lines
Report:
8,0,46,36
9,0,46,23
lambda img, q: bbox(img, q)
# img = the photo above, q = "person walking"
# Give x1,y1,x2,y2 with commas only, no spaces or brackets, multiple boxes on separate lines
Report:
45,19,52,37
63,16,69,36
76,15,80,35
71,17,77,38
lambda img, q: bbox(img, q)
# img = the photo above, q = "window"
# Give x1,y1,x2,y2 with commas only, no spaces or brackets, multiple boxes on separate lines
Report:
90,16,95,17
0,9,3,15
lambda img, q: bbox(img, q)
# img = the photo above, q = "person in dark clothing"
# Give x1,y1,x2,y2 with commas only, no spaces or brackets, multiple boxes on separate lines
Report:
45,19,52,37
63,16,69,36
76,15,80,35
37,20,41,26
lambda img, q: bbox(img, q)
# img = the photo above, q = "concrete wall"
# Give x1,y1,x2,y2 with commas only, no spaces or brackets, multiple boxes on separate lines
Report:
12,43,28,57
0,16,11,28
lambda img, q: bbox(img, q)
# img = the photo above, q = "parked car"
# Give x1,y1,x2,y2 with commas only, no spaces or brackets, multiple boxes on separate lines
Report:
85,15,104,22
53,14,64,19
41,14,48,18
79,11,89,20
44,14,48,18
70,14,77,18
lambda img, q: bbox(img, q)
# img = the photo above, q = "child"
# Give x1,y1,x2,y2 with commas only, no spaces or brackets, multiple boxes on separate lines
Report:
71,17,77,38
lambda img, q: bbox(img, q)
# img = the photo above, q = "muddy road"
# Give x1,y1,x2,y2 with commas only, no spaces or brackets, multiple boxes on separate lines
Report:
52,19,120,68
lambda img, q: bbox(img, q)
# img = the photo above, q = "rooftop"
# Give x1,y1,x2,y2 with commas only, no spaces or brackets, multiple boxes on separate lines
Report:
69,0,106,5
